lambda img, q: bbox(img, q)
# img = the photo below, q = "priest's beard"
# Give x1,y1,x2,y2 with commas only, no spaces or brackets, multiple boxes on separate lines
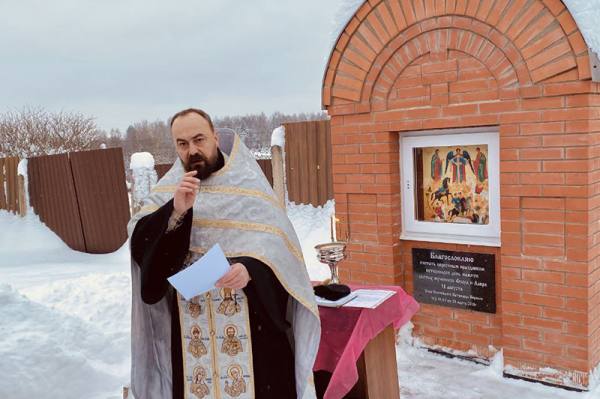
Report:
184,151,219,180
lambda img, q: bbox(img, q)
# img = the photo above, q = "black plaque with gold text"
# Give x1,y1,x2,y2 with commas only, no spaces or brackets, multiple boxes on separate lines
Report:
412,248,496,313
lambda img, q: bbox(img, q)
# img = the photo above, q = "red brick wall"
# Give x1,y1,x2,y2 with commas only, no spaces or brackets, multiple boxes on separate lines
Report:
324,0,600,389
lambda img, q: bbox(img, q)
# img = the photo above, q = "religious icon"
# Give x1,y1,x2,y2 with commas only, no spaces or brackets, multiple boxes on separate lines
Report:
221,325,243,356
415,145,489,225
473,147,488,183
188,297,203,318
188,324,208,358
190,366,210,399
445,147,474,183
224,364,246,397
217,288,241,316
430,149,443,181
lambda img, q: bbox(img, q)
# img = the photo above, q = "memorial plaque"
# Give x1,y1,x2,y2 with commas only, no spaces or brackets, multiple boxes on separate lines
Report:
412,248,496,313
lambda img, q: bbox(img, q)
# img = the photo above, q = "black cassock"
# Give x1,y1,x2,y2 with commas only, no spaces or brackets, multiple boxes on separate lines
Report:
131,198,296,399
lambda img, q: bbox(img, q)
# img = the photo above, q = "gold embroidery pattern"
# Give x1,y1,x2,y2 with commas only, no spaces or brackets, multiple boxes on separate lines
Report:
190,366,210,399
221,324,243,357
188,297,203,318
150,185,282,210
224,365,247,397
151,185,176,193
205,291,222,399
217,288,242,317
188,324,208,358
192,219,303,263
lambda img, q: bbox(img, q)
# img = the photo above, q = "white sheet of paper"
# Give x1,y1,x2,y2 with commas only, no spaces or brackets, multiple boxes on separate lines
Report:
167,243,230,300
342,289,396,309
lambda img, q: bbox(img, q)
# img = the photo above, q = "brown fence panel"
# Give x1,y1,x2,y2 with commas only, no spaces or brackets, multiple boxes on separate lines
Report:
0,158,6,210
155,164,172,180
70,148,130,253
319,120,334,202
285,123,300,204
0,157,20,212
284,120,332,206
256,159,273,187
28,153,86,251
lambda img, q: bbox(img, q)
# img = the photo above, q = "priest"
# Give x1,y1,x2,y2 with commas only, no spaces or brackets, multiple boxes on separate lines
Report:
128,108,320,399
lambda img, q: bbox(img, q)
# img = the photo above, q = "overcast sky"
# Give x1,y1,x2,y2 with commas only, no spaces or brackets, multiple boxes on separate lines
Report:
1,0,345,132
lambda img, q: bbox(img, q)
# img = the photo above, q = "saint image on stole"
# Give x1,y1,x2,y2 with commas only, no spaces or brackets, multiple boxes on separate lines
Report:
217,288,241,316
188,324,208,358
221,324,243,356
224,364,246,397
190,366,210,399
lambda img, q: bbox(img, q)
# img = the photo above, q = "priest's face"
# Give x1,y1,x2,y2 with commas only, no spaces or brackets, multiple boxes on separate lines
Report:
171,112,220,179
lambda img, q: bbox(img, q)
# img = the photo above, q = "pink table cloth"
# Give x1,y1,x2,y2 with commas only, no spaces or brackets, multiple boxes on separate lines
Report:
313,285,420,399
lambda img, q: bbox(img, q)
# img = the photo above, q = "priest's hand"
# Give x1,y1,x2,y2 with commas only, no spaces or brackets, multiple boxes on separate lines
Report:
174,170,201,215
216,263,251,289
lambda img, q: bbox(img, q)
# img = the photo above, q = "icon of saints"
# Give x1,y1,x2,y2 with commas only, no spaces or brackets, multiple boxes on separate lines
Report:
188,297,202,318
224,365,246,397
188,325,208,358
190,366,210,399
221,325,243,356
217,288,241,316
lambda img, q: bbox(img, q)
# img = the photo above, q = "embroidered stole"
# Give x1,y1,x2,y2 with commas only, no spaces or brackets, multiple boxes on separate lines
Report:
178,287,254,399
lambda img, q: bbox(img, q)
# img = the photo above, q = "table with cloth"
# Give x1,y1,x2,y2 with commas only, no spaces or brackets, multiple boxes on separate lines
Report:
313,285,419,399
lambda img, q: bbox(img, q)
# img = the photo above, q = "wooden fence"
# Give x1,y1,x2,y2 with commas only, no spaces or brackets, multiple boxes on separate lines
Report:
27,148,130,253
0,157,22,213
284,120,333,207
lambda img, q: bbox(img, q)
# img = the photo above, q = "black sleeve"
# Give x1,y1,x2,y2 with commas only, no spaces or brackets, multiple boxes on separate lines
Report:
130,199,193,305
237,256,291,332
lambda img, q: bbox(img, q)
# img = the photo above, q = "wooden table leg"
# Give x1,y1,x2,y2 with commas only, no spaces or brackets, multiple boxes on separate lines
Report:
357,325,400,399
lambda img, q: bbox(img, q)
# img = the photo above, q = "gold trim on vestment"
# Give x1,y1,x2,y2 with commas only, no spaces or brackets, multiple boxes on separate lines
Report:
176,293,191,398
192,219,304,263
152,185,176,193
189,247,319,318
241,292,255,397
200,186,283,209
151,185,283,210
206,292,222,399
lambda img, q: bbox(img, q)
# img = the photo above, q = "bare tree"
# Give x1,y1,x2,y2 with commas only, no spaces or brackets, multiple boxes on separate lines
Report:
0,106,103,158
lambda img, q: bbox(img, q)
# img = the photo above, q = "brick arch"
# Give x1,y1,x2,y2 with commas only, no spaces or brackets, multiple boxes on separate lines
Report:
370,25,523,111
323,0,591,110
386,50,499,109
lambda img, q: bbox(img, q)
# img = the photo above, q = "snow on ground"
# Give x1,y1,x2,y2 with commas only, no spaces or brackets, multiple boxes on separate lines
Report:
396,323,600,399
1,207,599,399
0,211,131,399
286,200,333,282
